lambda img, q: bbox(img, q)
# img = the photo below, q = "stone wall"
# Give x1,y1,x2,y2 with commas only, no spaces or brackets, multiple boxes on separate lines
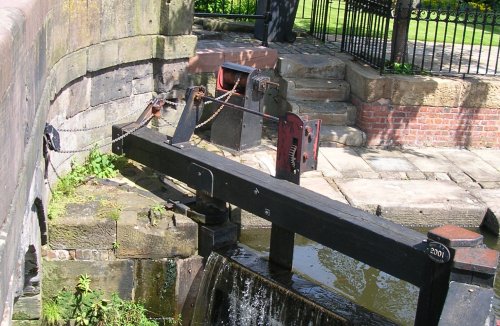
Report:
0,0,196,323
345,58,500,148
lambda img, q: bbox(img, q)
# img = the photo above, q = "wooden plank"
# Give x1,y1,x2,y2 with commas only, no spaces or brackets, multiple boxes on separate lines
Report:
113,125,429,286
438,282,495,326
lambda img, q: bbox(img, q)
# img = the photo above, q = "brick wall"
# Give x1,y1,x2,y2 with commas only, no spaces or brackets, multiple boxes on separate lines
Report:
353,97,500,148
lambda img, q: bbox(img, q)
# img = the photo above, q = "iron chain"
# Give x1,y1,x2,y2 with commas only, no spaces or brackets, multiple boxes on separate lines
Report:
195,77,241,129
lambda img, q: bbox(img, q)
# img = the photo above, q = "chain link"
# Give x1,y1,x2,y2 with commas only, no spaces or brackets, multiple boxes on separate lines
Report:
153,117,177,128
203,87,234,105
195,77,241,129
54,115,153,154
52,81,241,153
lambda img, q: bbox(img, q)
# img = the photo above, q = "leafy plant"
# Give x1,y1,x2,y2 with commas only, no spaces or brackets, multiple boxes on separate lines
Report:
76,274,92,295
42,299,63,326
112,241,120,251
42,274,180,326
85,148,119,179
149,203,167,227
385,61,416,75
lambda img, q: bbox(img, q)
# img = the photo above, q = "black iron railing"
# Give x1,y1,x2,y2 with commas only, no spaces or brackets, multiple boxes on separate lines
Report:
402,5,500,75
341,0,393,71
311,0,499,76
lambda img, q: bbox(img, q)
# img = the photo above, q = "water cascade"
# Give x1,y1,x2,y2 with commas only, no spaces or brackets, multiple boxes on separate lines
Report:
191,246,397,325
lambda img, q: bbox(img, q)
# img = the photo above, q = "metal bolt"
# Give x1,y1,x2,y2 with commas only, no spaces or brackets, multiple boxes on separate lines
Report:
253,188,259,195
264,208,271,217
197,172,202,176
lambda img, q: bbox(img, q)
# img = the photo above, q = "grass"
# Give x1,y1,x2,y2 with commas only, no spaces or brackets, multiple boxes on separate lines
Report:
293,0,500,46
48,148,123,220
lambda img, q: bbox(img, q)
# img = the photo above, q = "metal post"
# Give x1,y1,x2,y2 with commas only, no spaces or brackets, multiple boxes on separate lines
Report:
262,0,271,47
269,113,320,271
415,225,497,325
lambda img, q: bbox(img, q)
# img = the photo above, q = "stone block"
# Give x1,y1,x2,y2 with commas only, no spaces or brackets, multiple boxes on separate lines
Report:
44,250,71,261
90,66,133,107
66,76,91,119
461,78,500,109
473,188,500,236
134,0,163,35
223,47,278,70
52,49,87,94
132,75,155,95
117,35,153,65
117,210,197,259
336,179,487,227
48,213,116,250
154,35,197,60
281,77,350,102
154,60,189,93
42,260,134,300
46,2,70,69
188,51,224,74
391,75,462,107
134,259,177,317
320,126,366,147
100,0,134,42
161,0,194,36
12,294,41,320
74,249,110,261
300,177,348,204
278,54,345,79
68,0,101,52
87,40,119,72
287,100,357,126
319,147,373,173
345,60,391,102
406,171,426,180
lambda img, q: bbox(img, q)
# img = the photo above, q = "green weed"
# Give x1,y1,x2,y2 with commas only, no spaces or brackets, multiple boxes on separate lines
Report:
42,274,181,326
48,148,122,220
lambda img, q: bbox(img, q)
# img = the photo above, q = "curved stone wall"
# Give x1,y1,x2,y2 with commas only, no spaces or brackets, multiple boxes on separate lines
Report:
0,0,195,322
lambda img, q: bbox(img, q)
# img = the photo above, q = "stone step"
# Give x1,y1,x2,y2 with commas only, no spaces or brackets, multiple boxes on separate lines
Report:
278,54,345,79
287,100,357,126
319,125,366,147
280,77,350,102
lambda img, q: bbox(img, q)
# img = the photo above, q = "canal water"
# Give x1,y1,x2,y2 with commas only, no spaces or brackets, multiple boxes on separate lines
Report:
237,227,499,325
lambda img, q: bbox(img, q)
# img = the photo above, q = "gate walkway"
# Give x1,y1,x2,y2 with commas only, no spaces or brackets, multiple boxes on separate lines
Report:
192,24,500,234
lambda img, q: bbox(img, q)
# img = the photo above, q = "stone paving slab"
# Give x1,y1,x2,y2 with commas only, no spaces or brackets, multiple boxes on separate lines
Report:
472,188,500,235
320,147,373,173
336,179,487,227
357,149,417,172
316,151,343,179
440,149,500,182
402,148,461,173
300,177,348,204
471,149,500,172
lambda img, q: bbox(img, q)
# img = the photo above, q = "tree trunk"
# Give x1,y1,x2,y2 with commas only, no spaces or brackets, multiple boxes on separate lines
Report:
391,0,412,63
